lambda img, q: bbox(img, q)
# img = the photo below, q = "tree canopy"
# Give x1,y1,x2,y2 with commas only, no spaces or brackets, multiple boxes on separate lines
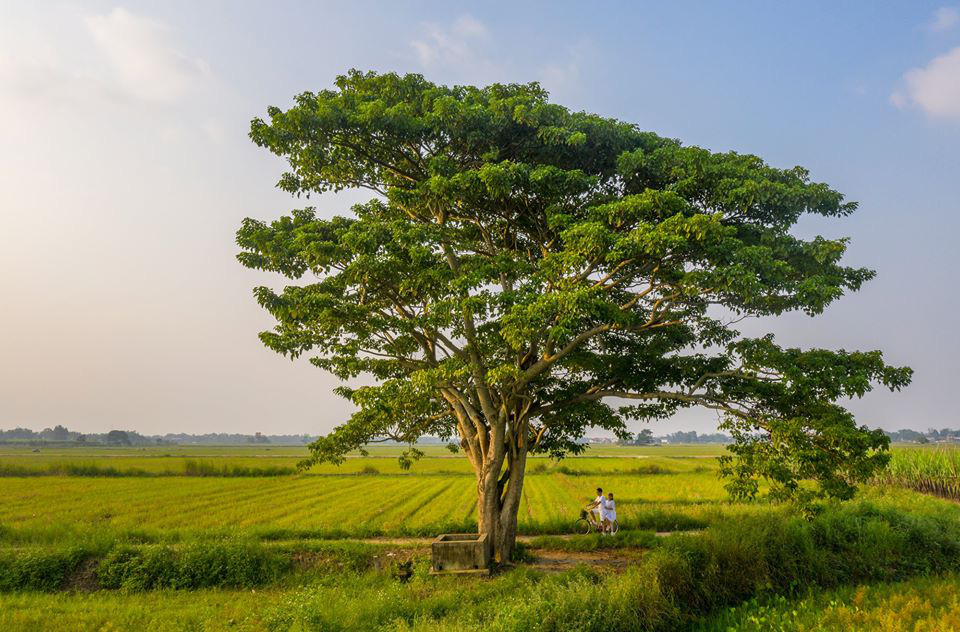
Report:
238,71,910,557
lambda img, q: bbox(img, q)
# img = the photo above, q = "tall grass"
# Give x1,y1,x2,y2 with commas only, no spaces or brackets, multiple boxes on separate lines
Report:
875,447,960,500
693,574,960,631
0,462,154,477
258,501,960,631
3,498,960,632
180,460,296,477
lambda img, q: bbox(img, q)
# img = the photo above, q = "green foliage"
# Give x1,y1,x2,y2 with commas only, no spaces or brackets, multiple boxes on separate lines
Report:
239,70,910,509
96,543,290,591
0,547,90,592
2,496,960,629
694,574,960,631
0,462,153,477
252,501,960,631
875,446,960,500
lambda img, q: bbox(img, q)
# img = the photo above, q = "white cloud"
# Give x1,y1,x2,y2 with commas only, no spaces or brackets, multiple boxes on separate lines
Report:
411,14,488,68
0,24,89,107
0,6,210,115
892,46,960,119
928,6,960,32
84,8,210,104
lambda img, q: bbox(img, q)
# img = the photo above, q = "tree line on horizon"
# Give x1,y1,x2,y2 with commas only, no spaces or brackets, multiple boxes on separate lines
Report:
0,425,314,446
0,424,951,447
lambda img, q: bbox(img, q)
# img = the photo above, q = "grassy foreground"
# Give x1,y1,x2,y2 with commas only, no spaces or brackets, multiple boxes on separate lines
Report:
13,573,960,632
3,496,960,630
696,574,960,631
2,444,960,630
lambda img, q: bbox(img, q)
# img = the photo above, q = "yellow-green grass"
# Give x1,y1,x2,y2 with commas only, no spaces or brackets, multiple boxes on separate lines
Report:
0,588,274,631
0,453,468,475
1,443,958,632
696,573,960,631
0,444,728,475
7,571,960,632
874,445,960,501
0,444,762,543
0,455,715,476
0,466,746,541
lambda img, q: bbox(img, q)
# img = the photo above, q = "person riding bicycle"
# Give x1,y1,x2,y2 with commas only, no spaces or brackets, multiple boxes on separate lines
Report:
586,487,604,526
601,492,616,533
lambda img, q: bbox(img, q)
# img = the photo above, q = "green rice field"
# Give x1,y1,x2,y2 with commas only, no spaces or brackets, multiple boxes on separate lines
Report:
1,442,959,630
0,445,740,540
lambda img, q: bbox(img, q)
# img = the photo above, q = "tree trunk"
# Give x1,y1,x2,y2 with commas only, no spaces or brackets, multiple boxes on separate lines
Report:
476,445,527,564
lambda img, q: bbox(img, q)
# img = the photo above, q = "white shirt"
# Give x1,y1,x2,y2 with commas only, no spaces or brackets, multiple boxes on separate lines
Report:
593,495,604,513
603,498,616,519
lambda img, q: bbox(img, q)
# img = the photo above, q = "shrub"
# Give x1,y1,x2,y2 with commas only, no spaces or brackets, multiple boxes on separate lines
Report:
0,547,89,592
306,501,960,631
529,462,549,474
95,546,177,591
96,542,289,590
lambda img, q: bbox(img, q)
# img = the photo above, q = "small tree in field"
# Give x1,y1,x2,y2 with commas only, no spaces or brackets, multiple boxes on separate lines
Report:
106,430,131,446
238,71,911,562
635,429,655,446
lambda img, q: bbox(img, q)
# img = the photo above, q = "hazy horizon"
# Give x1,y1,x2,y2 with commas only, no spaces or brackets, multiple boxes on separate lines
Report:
2,2,958,437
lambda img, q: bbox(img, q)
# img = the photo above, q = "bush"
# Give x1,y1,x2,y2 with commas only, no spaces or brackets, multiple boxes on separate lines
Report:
0,547,89,592
95,547,177,591
436,502,960,631
529,462,550,474
96,542,289,590
486,503,960,631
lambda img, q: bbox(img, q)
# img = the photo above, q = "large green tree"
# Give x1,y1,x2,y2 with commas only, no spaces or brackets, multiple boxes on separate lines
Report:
238,71,911,562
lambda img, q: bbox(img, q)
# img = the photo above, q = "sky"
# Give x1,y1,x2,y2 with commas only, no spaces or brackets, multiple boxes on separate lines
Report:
1,1,958,437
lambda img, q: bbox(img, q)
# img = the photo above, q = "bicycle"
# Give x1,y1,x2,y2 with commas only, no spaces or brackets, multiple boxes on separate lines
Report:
575,508,619,535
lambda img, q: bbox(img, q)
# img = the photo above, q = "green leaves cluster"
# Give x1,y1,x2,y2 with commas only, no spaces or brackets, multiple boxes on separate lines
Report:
238,70,910,505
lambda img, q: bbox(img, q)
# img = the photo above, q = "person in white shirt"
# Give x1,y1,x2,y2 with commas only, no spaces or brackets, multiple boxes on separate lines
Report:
601,492,616,533
586,487,604,527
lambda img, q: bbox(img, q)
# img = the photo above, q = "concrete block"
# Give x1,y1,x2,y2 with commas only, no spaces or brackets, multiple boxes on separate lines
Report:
430,533,491,575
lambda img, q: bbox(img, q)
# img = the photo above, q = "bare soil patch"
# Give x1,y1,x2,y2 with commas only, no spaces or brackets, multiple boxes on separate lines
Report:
525,548,645,573
63,557,100,592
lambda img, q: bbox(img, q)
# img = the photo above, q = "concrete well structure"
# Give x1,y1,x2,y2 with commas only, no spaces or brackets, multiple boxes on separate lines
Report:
430,533,491,575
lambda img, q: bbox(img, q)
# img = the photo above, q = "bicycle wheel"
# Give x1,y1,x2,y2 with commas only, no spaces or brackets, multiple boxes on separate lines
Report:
574,518,592,535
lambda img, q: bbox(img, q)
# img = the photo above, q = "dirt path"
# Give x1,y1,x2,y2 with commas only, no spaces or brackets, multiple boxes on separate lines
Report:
361,530,697,547
524,548,645,572
357,530,702,571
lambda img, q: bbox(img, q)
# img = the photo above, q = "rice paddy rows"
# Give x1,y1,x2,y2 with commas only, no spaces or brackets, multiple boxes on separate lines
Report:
0,452,721,477
0,469,734,537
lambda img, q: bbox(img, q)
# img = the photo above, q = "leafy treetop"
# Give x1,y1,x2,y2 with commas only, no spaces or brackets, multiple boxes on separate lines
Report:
238,70,910,507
